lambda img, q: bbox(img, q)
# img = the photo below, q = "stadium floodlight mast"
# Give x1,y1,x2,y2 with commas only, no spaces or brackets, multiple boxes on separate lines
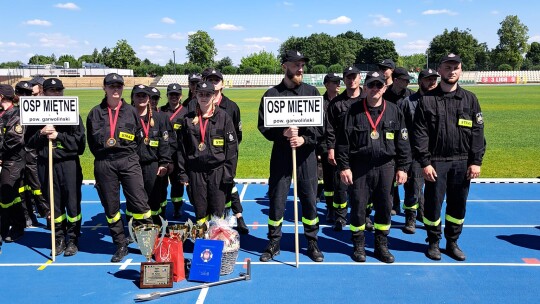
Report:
173,51,176,75
426,49,429,69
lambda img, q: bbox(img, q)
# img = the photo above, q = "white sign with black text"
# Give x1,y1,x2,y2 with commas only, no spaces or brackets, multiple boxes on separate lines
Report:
263,96,324,127
19,96,79,125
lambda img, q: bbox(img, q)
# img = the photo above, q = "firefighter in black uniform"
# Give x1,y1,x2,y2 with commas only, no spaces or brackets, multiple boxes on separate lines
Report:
326,66,364,231
318,73,341,224
132,85,171,225
87,73,152,263
383,67,415,216
336,71,410,263
258,50,324,263
398,68,439,234
0,84,26,247
377,59,395,87
160,83,188,219
15,81,51,227
202,68,249,234
183,73,202,107
177,81,238,225
25,78,86,256
413,54,485,261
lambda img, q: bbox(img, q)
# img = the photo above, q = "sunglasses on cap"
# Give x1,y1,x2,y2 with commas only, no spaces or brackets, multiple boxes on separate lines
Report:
366,82,384,89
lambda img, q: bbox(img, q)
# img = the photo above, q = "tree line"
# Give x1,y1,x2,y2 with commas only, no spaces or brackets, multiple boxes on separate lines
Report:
1,15,539,76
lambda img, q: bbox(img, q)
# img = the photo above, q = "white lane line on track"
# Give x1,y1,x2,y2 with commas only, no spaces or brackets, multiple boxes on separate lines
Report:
79,224,540,229
196,287,209,304
239,184,248,202
119,258,132,270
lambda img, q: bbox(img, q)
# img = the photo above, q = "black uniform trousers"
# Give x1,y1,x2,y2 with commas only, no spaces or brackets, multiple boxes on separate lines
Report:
186,166,227,225
0,161,26,236
349,160,395,239
38,158,82,241
23,149,50,217
423,159,470,243
403,160,425,214
267,151,319,242
319,152,335,205
141,161,167,226
333,170,349,223
225,184,243,214
94,155,151,246
168,152,185,207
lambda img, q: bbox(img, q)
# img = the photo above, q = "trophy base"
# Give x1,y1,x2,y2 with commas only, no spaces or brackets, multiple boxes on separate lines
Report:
139,262,174,289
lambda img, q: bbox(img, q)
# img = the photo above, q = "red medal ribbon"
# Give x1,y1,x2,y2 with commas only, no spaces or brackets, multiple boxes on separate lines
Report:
169,105,183,122
107,101,122,139
198,112,210,146
214,94,223,107
140,116,150,141
363,98,386,134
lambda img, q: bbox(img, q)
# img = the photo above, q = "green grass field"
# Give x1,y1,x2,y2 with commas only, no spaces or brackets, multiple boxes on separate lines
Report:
65,85,540,179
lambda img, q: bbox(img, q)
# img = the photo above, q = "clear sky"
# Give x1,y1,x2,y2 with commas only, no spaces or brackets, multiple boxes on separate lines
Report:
1,0,539,66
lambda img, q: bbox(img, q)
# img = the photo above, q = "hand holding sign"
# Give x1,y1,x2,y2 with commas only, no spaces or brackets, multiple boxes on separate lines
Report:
283,126,298,138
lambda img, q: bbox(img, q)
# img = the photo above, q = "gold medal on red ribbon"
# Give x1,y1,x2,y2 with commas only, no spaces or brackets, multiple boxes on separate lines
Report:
143,137,150,145
107,138,117,147
363,99,386,141
370,130,379,140
198,142,206,151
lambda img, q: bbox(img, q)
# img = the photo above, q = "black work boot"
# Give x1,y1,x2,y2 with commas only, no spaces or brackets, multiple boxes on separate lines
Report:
446,240,466,261
325,208,335,223
111,243,129,263
425,240,441,260
402,210,416,234
51,238,66,256
351,233,366,262
333,219,346,232
4,227,24,243
64,239,79,257
365,216,374,231
260,239,280,262
235,216,249,235
374,234,395,263
307,240,324,262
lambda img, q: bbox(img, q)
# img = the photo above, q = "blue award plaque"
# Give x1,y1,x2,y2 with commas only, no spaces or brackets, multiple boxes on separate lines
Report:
189,239,224,283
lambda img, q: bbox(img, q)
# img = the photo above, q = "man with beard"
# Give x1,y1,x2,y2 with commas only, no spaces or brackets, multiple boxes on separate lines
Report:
413,54,485,261
399,68,439,234
257,50,324,262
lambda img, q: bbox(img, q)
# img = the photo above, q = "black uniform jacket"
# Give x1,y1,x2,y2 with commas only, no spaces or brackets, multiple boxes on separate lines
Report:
383,85,415,104
160,103,189,155
136,111,172,166
398,92,421,132
315,92,333,155
25,116,86,160
178,107,238,184
0,106,25,162
336,98,411,172
325,90,361,151
412,84,486,168
257,80,321,159
86,98,143,160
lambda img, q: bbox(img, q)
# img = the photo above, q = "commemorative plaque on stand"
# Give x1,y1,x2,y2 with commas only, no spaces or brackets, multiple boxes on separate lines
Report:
129,217,173,289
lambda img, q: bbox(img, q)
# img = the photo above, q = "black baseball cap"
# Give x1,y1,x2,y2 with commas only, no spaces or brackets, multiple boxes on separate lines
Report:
323,73,342,84
392,67,413,80
29,76,45,86
281,50,309,64
203,69,223,81
377,59,395,70
15,81,33,93
43,78,65,90
148,87,161,99
418,68,440,80
440,53,462,64
364,71,386,85
167,83,182,94
132,84,148,95
188,73,202,83
196,81,215,93
343,66,361,77
104,73,124,85
0,84,15,98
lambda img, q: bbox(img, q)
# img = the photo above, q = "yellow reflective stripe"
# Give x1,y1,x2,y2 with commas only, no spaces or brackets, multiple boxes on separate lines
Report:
423,217,441,227
333,201,347,209
54,213,67,223
171,197,183,203
33,189,43,195
125,210,133,216
323,191,334,197
0,197,22,208
107,212,122,224
151,208,162,216
366,202,373,209
318,179,324,185
268,217,283,227
19,186,25,194
302,217,319,226
446,214,465,225
231,186,238,194
374,223,391,231
132,210,152,220
402,203,419,211
197,216,209,225
350,224,365,232
160,200,168,207
66,213,82,223
225,201,232,208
